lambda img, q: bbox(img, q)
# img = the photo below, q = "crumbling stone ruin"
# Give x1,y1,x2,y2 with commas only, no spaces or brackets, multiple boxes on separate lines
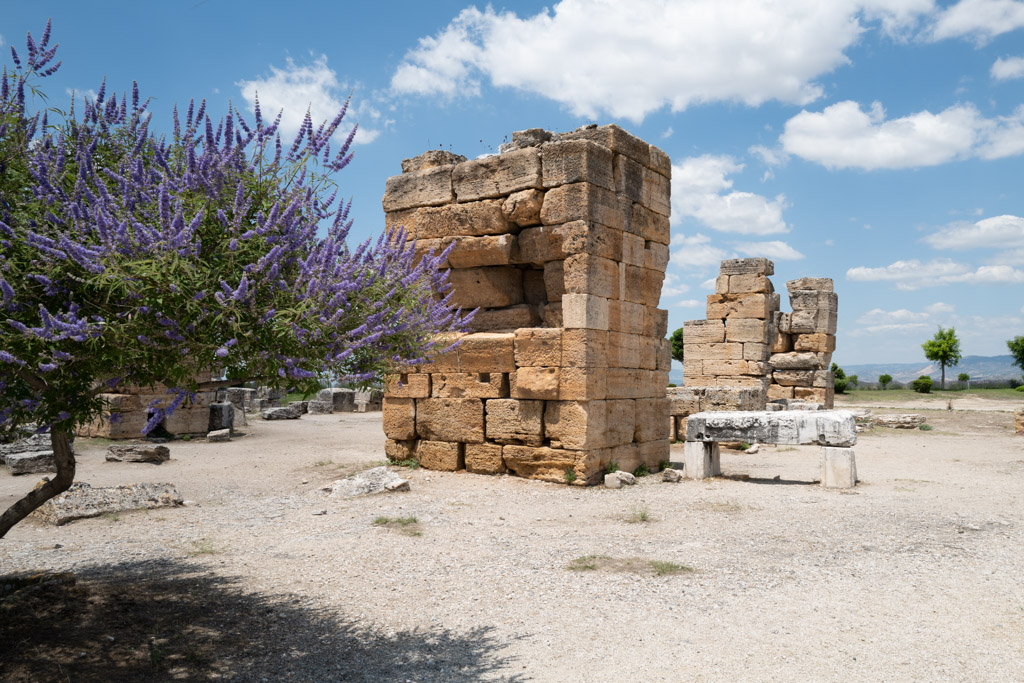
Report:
381,125,672,484
668,258,838,438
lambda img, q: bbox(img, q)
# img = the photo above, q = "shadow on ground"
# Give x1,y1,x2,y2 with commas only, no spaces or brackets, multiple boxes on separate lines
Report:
1,559,524,682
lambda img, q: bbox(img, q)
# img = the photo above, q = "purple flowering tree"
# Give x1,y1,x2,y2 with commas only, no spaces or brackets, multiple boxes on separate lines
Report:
0,23,469,537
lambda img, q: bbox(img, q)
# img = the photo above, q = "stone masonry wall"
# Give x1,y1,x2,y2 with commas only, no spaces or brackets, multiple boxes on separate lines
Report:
381,125,672,484
79,371,218,439
767,278,837,407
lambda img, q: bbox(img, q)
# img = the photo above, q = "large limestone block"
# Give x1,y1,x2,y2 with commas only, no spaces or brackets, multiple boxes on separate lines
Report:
614,154,645,203
635,397,669,442
416,398,485,443
523,269,547,304
383,165,454,212
485,399,545,444
622,232,646,267
466,443,506,474
620,264,662,306
457,332,516,373
557,124,651,167
545,400,606,450
561,329,608,367
382,398,416,440
655,338,672,371
418,334,463,373
543,261,566,301
607,300,646,335
319,387,356,412
683,441,721,479
790,290,839,312
770,352,824,370
384,438,417,462
720,273,771,294
502,189,544,227
794,386,834,407
446,234,515,268
638,439,670,470
409,200,509,240
820,447,857,488
106,444,171,463
469,305,541,332
686,342,744,360
701,386,766,411
720,258,774,276
726,318,770,344
208,402,235,433
787,277,833,292
649,144,671,177
540,182,624,230
541,139,614,190
771,329,793,354
683,320,725,345
630,203,670,245
448,267,523,310
667,387,701,416
706,293,771,320
641,167,671,217
603,399,637,448
644,242,670,273
608,331,642,368
767,384,795,400
791,309,837,334
644,307,669,339
515,328,562,367
32,482,182,526
605,368,649,399
685,410,856,447
432,372,509,399
512,367,560,400
793,333,836,353
6,451,56,475
502,445,578,484
167,405,219,433
418,440,464,472
773,369,816,386
742,342,770,362
453,147,542,201
516,221,623,264
701,359,767,377
541,302,563,327
563,294,610,330
564,253,619,299
385,373,431,399
402,150,467,173
558,367,607,400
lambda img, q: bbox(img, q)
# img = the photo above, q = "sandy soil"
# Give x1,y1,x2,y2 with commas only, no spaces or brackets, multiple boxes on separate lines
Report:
2,398,1023,682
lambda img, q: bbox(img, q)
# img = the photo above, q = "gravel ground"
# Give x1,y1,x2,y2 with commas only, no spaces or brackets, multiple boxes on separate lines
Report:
1,400,1023,682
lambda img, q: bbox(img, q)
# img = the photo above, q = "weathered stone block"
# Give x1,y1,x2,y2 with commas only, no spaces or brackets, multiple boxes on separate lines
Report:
645,307,669,339
262,405,301,420
453,147,542,201
820,446,857,488
630,203,670,244
319,388,356,412
614,154,645,203
790,290,838,312
605,368,648,399
511,367,560,400
767,384,794,400
384,438,417,462
515,328,562,367
720,258,773,276
540,182,624,230
787,277,833,293
770,352,823,370
385,373,431,399
446,234,515,268
418,440,464,472
635,398,669,442
543,261,565,302
542,139,614,190
417,398,485,443
432,372,509,399
706,293,770,320
773,369,816,386
558,366,607,400
742,342,770,362
641,167,671,217
411,200,509,240
644,242,670,273
683,441,721,479
458,332,516,373
771,330,793,353
485,399,545,444
523,269,547,304
727,273,771,294
561,328,608,367
106,444,171,463
32,482,182,526
686,342,744,360
622,232,646,267
726,318,769,344
469,305,541,333
793,333,836,353
562,293,609,330
685,410,856,447
465,443,506,474
208,402,235,433
608,332,642,368
402,150,467,173
5,451,56,475
448,267,523,310
383,165,454,212
502,189,544,227
544,400,605,450
502,445,577,483
307,400,334,414
607,299,646,335
383,397,416,440
564,253,620,299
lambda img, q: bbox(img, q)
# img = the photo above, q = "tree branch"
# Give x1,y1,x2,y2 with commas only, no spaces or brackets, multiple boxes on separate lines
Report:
0,429,75,539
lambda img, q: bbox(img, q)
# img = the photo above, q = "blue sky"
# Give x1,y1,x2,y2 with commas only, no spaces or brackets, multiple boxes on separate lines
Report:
4,1,1024,365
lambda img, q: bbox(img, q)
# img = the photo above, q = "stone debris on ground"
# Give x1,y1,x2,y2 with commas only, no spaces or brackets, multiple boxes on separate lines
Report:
322,466,411,498
661,467,682,482
261,405,302,420
207,429,231,443
604,471,637,488
105,444,171,463
307,400,334,415
1015,407,1023,434
5,451,56,475
873,414,927,429
31,482,183,525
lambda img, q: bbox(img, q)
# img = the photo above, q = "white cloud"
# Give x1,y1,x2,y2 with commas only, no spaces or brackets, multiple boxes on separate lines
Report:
925,302,955,314
700,277,718,291
851,301,957,336
237,55,381,145
661,272,691,297
923,214,1024,249
670,233,730,269
781,100,1024,169
1021,304,1024,313
847,258,1024,289
671,155,789,234
388,1,942,123
991,56,1024,80
734,240,805,260
929,0,1024,43
849,322,931,336
661,127,674,139
65,87,98,105
673,299,703,308
0,34,5,48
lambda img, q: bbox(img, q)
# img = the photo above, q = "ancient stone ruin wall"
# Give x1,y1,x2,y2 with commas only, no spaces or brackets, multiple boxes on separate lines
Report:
80,371,220,439
767,278,837,406
381,125,672,484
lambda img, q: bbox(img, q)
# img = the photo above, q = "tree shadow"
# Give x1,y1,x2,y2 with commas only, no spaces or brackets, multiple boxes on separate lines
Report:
1,559,525,682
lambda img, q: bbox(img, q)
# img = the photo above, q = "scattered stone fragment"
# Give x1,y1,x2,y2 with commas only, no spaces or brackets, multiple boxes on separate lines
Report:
604,471,636,489
261,405,301,420
32,482,183,525
307,400,334,415
0,433,51,458
207,429,231,442
745,443,760,454
6,451,56,475
106,444,170,463
323,466,411,498
661,468,682,483
873,414,926,429
290,401,309,414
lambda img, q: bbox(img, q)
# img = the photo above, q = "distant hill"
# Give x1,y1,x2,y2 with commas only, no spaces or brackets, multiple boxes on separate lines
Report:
668,355,1020,386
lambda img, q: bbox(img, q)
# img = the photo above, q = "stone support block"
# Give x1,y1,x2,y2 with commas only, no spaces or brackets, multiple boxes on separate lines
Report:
515,327,562,367
622,232,646,267
773,370,816,386
562,294,609,330
683,441,721,479
686,342,744,360
208,402,235,433
418,440,464,472
385,439,417,462
793,333,836,353
685,410,856,447
416,398,485,443
790,290,839,312
767,384,795,400
458,332,516,373
485,399,544,444
541,182,625,230
720,258,774,276
448,267,523,309
605,368,649,399
432,372,509,399
446,234,515,268
635,398,669,442
644,242,670,272
601,399,637,447
466,443,506,474
544,400,605,450
771,330,793,354
787,277,833,292
501,445,578,484
630,203,670,244
511,367,560,400
706,293,770,320
543,261,565,302
564,253,620,299
684,320,726,344
453,147,542,201
502,189,544,227
820,447,857,488
558,125,651,167
383,165,454,212
561,329,608,367
607,300,646,335
645,307,669,338
468,305,541,332
558,366,606,400
542,140,614,190
383,398,416,440
726,318,770,344
614,154,645,203
641,167,671,217
770,352,825,370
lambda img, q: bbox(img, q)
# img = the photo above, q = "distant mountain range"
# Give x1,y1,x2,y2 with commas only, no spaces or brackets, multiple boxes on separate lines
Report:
668,355,1021,386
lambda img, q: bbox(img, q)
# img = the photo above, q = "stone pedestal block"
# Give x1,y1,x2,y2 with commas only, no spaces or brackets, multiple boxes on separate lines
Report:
683,441,720,479
820,447,857,488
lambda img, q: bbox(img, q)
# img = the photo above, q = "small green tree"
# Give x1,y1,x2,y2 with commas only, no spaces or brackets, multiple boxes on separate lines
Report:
878,374,893,390
831,362,848,394
847,374,859,387
1008,336,1024,374
911,376,933,393
670,327,684,363
922,326,962,390
957,372,970,389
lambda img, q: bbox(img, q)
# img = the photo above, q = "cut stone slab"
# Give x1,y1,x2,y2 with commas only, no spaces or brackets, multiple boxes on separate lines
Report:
820,447,857,488
683,441,721,479
262,405,301,420
106,444,171,463
685,410,857,447
208,401,235,433
873,414,926,429
323,466,411,498
307,400,334,414
32,482,183,526
207,429,231,442
0,433,51,457
318,388,355,413
6,451,56,475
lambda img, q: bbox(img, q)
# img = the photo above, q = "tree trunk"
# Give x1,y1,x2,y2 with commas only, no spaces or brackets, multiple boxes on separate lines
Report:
941,364,946,390
0,429,76,538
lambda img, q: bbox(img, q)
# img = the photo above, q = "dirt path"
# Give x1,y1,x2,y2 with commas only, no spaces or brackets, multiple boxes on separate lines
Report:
2,401,1023,681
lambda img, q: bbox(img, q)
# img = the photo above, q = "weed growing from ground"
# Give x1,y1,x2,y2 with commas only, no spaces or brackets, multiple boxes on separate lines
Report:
373,516,422,536
605,461,620,474
628,505,651,523
633,463,651,477
564,468,577,484
919,424,934,431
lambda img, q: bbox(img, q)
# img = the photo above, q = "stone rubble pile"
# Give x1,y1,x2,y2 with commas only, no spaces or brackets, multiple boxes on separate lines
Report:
382,125,672,484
